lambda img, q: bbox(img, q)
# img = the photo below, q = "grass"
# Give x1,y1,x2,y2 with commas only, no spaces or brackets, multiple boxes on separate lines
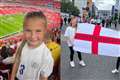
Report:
0,14,24,38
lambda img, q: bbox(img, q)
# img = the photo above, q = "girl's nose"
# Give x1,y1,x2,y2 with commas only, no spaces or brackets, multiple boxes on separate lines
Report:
31,32,37,39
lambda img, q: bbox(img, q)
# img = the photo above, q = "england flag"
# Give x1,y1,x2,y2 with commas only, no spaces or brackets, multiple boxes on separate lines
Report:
73,23,120,57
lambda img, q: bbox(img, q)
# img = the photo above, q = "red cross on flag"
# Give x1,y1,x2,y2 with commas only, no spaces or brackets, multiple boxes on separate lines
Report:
73,23,120,57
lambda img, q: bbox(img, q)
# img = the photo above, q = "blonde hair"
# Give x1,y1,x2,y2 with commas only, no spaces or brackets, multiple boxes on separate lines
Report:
70,16,77,27
23,11,47,28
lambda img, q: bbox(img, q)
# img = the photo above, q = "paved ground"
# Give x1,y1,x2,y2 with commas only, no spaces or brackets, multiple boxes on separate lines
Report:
61,23,120,80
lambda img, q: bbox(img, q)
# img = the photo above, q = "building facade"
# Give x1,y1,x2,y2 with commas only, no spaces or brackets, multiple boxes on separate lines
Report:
98,10,111,17
115,0,120,10
114,0,120,18
74,0,97,17
74,0,87,16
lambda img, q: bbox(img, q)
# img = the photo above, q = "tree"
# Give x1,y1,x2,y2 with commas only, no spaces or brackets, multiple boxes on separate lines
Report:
61,0,80,16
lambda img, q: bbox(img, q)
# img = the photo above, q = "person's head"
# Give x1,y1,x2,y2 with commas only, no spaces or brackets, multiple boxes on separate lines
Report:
23,11,47,48
70,16,78,27
96,19,101,25
6,41,10,48
1,46,6,53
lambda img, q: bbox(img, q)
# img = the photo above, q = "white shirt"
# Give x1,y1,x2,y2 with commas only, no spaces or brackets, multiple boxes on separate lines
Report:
16,42,54,80
64,26,76,47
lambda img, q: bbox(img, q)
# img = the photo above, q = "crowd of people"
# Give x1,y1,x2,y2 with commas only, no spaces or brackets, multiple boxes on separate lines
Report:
62,15,120,29
4,0,61,9
0,34,22,79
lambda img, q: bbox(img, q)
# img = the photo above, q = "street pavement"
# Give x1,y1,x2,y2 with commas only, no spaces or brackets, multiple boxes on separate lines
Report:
61,23,120,80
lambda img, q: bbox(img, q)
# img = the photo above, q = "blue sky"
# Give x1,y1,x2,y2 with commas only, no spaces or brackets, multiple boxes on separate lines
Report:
93,0,116,10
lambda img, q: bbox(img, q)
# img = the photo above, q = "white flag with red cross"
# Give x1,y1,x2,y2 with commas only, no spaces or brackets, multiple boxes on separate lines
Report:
73,23,120,57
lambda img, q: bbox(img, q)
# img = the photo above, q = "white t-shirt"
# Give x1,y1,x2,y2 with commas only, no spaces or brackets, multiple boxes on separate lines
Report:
16,42,54,80
64,26,76,47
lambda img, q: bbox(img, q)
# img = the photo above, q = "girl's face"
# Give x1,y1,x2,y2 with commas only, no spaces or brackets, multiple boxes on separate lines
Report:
23,18,46,48
71,17,77,27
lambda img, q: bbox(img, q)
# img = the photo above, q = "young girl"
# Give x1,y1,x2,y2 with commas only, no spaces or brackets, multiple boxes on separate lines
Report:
11,11,54,80
112,57,120,73
64,16,86,68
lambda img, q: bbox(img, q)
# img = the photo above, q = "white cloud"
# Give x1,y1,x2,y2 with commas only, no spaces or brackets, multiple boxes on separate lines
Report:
94,0,115,10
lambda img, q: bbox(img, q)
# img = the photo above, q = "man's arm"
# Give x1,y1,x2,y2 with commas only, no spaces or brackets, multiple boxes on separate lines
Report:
40,75,48,80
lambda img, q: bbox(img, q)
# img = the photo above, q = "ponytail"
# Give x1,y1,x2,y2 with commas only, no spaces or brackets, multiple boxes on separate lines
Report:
14,40,26,64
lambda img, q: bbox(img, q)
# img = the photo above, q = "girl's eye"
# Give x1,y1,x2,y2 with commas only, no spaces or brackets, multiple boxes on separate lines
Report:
24,29,31,32
36,30,41,32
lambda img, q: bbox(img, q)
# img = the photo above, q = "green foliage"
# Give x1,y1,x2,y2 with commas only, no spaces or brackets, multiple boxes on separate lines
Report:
61,1,80,16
